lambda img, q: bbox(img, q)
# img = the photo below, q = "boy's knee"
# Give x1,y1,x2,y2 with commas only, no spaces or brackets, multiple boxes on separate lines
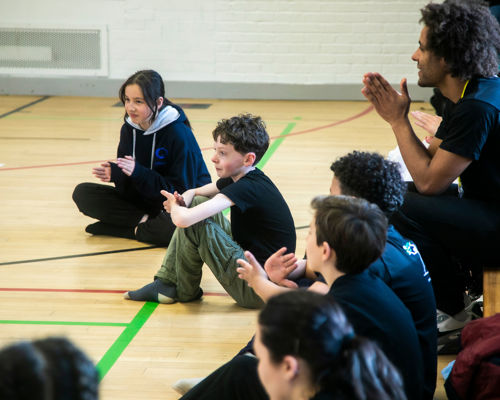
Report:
190,195,210,208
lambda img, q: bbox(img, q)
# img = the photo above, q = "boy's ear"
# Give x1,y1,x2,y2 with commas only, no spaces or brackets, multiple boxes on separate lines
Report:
321,241,335,263
244,152,256,166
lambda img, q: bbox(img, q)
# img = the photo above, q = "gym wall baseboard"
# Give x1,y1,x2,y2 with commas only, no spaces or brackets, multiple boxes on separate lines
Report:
0,76,433,101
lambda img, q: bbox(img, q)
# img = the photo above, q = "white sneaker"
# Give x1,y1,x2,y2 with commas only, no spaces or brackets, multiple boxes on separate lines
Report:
437,309,471,333
172,377,204,395
465,295,483,319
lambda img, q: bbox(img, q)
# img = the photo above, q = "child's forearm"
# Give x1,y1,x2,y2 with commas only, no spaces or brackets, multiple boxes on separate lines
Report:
170,193,232,228
194,182,220,198
251,276,291,303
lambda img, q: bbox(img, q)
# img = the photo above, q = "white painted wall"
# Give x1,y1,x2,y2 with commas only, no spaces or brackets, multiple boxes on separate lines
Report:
0,0,430,98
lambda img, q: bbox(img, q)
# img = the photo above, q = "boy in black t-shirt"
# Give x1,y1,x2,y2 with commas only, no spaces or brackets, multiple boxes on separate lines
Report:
124,114,296,309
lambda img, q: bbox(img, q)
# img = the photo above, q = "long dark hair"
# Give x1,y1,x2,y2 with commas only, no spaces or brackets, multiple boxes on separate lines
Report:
259,291,406,400
118,69,191,128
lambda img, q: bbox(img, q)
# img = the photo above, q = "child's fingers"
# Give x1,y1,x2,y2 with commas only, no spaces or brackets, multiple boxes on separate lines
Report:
244,251,260,268
236,258,251,269
284,263,298,273
274,247,288,256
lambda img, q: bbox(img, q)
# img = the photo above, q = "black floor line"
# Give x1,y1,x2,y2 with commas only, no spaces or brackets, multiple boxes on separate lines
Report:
1,225,307,266
0,245,160,266
0,96,51,119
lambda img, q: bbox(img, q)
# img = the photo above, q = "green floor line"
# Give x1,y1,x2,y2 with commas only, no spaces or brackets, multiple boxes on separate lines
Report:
0,120,297,376
96,302,158,380
256,121,296,169
0,320,128,327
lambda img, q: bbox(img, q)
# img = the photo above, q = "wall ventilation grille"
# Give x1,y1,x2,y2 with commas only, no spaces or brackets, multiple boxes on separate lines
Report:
0,26,108,76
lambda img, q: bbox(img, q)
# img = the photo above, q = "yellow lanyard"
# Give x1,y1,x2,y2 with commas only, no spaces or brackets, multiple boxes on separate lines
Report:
460,80,470,99
457,79,470,198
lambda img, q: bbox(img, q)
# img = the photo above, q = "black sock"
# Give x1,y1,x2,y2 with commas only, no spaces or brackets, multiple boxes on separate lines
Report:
125,280,177,303
85,222,135,240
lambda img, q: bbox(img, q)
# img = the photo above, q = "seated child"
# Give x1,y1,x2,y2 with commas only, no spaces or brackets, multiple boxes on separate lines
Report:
73,69,211,246
261,151,436,399
186,290,407,400
124,114,296,309
180,195,424,400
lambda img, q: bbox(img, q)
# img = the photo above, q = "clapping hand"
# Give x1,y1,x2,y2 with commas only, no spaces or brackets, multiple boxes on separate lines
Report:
236,251,268,288
116,156,136,176
92,162,111,182
264,247,299,288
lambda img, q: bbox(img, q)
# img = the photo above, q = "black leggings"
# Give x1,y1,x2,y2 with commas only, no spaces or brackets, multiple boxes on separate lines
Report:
72,182,176,246
391,183,500,315
180,355,267,400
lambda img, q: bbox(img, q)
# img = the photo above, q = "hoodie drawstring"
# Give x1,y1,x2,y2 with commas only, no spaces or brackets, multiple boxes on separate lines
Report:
132,129,136,160
132,128,156,169
150,132,156,169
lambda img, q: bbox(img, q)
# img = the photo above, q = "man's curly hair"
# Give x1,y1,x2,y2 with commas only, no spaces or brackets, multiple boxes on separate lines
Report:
420,0,500,80
212,114,269,165
330,151,406,216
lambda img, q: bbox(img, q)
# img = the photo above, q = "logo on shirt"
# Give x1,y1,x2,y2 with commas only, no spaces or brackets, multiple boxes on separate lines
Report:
404,241,431,282
403,241,419,256
155,147,168,159
154,147,168,167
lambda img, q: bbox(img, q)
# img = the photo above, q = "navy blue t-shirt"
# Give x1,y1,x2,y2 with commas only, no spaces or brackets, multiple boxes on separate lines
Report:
369,225,437,399
329,271,424,400
216,168,296,265
436,77,500,201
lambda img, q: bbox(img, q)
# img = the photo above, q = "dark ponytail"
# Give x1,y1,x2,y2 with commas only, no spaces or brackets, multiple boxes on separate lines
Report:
259,291,406,400
320,337,407,400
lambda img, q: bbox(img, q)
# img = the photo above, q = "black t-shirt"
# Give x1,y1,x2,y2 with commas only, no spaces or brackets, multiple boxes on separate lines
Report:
436,77,500,201
329,271,424,400
216,168,296,265
369,225,437,399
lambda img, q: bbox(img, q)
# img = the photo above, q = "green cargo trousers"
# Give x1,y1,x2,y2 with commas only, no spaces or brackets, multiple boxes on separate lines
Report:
155,196,264,309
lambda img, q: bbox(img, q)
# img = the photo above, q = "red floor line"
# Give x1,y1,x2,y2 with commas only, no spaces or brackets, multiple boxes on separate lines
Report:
0,287,229,296
0,105,373,171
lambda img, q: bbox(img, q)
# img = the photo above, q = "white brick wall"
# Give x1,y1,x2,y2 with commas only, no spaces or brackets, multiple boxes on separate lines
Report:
0,0,429,87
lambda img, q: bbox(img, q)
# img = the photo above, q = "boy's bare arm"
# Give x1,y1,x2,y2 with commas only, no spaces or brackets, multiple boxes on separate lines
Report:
194,182,221,198
237,251,290,303
162,190,233,228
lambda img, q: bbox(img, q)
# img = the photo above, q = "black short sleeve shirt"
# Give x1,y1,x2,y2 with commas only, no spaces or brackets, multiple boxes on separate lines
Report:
436,77,500,201
216,169,296,264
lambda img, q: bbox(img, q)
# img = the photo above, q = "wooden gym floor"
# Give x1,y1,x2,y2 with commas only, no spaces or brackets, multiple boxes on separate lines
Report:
0,95,452,399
